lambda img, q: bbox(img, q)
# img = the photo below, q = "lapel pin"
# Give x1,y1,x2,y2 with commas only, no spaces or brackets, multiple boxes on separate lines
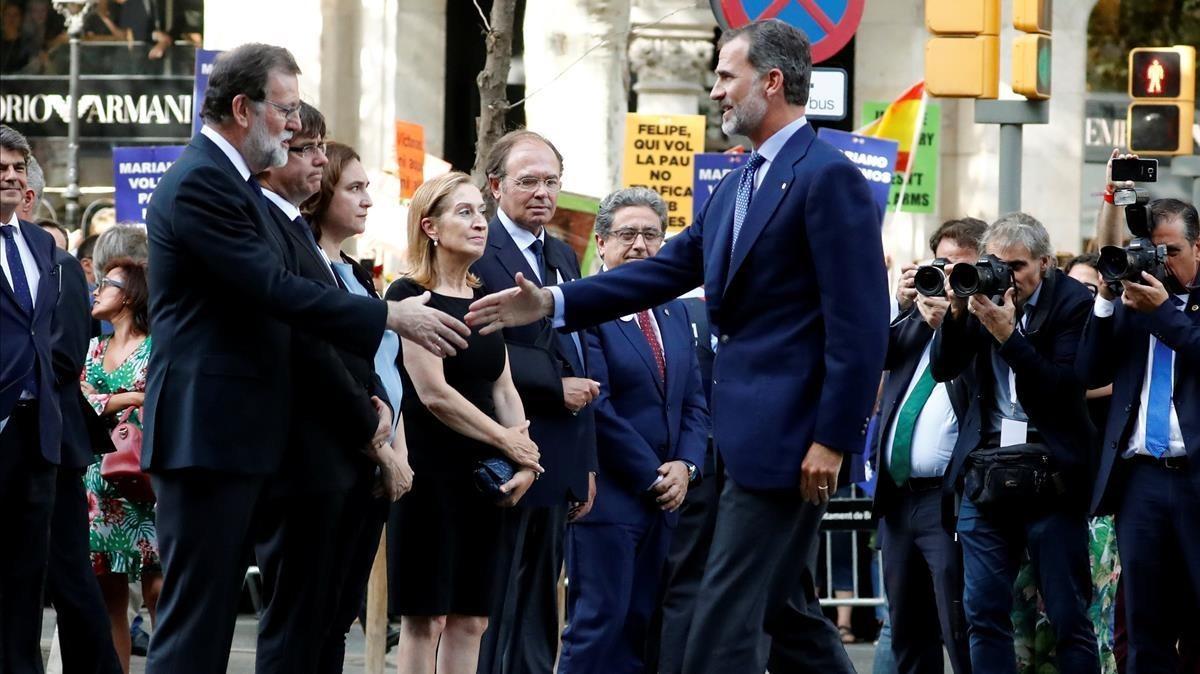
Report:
1192,305,1199,312
781,182,787,190
664,308,670,316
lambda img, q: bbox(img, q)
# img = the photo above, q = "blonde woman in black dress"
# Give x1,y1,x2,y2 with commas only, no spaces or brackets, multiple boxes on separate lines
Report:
386,171,542,674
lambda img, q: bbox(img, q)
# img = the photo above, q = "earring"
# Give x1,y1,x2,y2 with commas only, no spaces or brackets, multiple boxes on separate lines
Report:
432,238,439,247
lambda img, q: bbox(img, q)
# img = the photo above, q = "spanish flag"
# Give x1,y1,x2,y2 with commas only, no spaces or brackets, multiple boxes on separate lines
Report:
857,81,927,174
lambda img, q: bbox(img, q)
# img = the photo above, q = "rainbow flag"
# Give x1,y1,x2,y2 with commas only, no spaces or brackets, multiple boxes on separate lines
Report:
856,81,927,174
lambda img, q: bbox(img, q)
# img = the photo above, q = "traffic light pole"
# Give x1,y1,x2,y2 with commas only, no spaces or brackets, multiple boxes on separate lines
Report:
1174,156,1200,207
974,99,1050,214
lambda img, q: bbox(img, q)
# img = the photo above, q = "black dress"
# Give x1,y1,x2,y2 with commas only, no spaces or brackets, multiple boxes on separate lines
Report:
384,278,509,616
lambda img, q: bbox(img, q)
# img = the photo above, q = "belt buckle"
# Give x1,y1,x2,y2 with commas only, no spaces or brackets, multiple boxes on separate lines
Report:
1162,456,1187,470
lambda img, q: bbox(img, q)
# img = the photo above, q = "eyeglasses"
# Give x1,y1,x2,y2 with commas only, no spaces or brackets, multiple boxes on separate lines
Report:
608,228,665,245
288,142,327,158
97,277,125,291
507,175,561,194
261,99,301,120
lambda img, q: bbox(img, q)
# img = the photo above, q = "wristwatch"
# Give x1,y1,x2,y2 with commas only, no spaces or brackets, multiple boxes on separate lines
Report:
682,460,698,483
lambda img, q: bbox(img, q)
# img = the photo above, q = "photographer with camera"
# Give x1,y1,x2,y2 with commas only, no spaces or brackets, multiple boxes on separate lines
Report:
877,217,985,674
1076,197,1200,674
931,213,1099,674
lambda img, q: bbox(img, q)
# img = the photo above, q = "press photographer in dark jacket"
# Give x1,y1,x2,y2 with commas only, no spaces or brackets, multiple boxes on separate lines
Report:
931,213,1098,674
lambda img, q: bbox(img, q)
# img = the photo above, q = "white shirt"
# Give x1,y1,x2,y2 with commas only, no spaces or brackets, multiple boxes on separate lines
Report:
0,211,42,309
883,339,958,478
550,117,808,325
1094,294,1188,459
200,124,252,181
498,208,554,284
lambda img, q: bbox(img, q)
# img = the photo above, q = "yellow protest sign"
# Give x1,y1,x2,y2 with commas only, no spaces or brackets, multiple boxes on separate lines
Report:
621,113,706,232
395,121,425,200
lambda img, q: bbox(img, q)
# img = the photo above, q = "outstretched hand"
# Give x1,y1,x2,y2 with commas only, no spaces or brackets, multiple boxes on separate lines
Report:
465,273,555,335
387,291,471,358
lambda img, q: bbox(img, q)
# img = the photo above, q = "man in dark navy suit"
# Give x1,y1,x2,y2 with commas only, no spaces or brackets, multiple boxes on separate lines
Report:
467,20,888,674
1077,198,1200,673
254,102,393,671
0,124,64,674
141,44,468,674
472,129,599,674
876,218,984,674
557,188,709,673
932,213,1098,674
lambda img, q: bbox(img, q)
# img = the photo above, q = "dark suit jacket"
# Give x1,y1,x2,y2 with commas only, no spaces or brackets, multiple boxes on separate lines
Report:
871,310,971,519
582,299,709,528
142,132,386,475
1,219,62,463
470,219,597,506
555,123,889,490
49,250,108,469
679,296,717,477
932,268,1095,524
1076,286,1200,515
266,200,381,492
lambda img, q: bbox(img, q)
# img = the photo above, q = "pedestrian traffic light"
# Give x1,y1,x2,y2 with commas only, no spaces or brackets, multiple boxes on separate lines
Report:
1127,46,1196,155
1011,0,1051,100
924,0,1000,99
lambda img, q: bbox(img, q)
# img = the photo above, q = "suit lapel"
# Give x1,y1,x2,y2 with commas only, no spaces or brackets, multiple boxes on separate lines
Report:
488,219,541,286
17,220,56,319
271,204,335,286
725,124,815,294
618,315,665,395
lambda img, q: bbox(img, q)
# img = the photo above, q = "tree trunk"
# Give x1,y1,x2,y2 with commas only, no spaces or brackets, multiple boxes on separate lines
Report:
472,0,517,189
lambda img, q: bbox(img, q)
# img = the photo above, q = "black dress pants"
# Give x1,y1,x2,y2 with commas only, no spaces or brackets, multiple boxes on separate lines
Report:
45,467,123,674
0,404,57,674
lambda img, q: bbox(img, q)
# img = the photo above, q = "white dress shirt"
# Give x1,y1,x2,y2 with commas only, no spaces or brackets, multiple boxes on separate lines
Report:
883,339,958,478
200,124,252,181
0,211,42,309
498,208,554,284
1094,294,1188,458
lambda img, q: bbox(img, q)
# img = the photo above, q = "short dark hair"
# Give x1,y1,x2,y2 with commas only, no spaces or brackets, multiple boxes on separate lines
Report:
1064,252,1099,275
37,219,69,244
297,101,326,140
1149,198,1199,244
76,233,98,261
200,44,301,124
102,256,151,335
929,217,987,256
0,124,32,162
718,19,812,107
483,129,564,180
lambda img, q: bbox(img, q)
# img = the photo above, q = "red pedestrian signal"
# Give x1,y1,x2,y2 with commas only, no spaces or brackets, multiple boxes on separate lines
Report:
1127,46,1195,156
1130,50,1181,98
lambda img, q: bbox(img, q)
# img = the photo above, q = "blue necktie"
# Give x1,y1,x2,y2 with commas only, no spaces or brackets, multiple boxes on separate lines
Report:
730,152,765,261
529,238,546,284
1145,295,1184,457
2,224,39,397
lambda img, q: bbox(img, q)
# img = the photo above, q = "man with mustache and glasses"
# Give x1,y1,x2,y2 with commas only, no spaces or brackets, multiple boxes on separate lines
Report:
141,44,469,674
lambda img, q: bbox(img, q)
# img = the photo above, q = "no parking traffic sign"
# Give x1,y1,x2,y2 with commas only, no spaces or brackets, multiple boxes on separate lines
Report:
710,0,865,63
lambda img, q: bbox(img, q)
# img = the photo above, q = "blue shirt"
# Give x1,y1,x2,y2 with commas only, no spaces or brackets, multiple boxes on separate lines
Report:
986,280,1042,434
331,262,404,436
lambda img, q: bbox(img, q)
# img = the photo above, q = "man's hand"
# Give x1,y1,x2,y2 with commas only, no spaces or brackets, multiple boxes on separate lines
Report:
1122,272,1170,313
652,461,689,512
498,469,537,507
563,377,600,414
896,263,918,312
799,442,842,506
915,293,951,330
1105,148,1138,194
369,396,392,449
465,273,555,336
969,289,1017,344
569,472,597,521
388,292,471,358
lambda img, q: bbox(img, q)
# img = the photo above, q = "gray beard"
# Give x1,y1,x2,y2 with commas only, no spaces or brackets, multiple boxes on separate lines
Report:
246,121,289,170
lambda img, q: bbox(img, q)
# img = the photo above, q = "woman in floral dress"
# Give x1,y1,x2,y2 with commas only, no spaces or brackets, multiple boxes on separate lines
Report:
80,257,158,673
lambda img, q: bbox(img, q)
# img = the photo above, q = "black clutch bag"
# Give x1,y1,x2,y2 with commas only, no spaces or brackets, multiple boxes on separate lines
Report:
473,456,516,501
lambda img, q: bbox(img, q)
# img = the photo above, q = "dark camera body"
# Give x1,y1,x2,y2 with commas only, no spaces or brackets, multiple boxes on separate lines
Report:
915,258,950,297
1098,238,1168,286
949,254,1014,298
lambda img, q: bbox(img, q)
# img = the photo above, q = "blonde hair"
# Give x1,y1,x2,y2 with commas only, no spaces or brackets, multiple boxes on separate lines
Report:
405,171,482,290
